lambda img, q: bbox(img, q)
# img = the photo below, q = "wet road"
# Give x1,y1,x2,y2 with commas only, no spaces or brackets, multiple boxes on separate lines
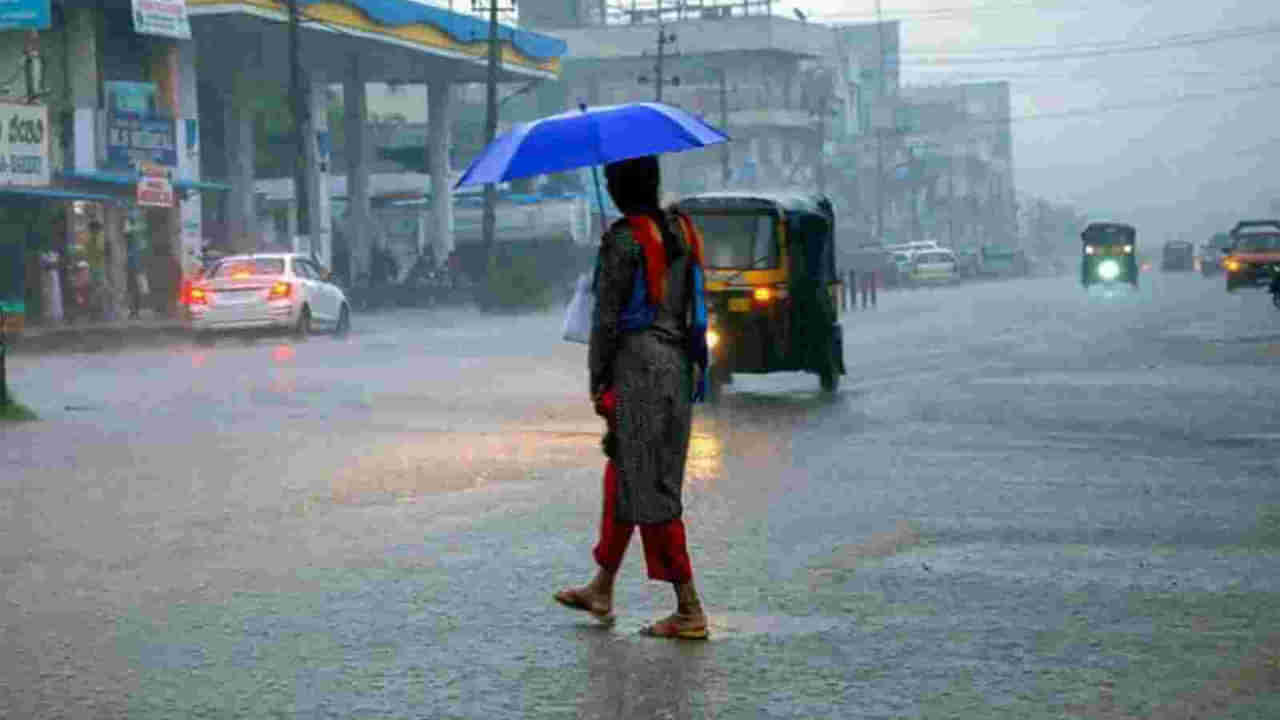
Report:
4,272,1280,718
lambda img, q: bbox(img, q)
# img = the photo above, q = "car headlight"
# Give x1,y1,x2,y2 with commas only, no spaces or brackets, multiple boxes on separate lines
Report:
1097,259,1121,281
706,329,720,350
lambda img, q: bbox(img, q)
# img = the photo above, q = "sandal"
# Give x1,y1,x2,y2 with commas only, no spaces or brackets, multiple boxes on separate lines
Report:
640,612,709,640
553,587,615,625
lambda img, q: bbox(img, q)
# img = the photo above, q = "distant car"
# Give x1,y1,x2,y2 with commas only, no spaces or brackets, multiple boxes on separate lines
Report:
1223,221,1280,293
910,249,959,285
1160,240,1195,271
891,252,914,286
1199,232,1233,276
185,253,351,337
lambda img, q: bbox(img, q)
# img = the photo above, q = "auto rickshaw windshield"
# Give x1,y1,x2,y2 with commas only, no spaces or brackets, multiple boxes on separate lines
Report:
694,213,781,269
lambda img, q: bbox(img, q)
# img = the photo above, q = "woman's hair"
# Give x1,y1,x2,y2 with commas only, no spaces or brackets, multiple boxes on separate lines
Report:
604,155,684,259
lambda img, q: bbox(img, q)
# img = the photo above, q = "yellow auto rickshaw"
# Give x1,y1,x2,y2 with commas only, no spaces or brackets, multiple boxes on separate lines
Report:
674,192,845,401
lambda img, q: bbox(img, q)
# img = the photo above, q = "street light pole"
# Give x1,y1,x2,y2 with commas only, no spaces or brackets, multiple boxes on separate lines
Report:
481,0,501,276
288,0,311,240
719,68,730,185
874,0,886,246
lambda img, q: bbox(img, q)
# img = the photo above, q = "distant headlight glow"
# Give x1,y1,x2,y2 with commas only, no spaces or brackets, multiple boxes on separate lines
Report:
1124,244,1134,254
1225,259,1242,272
706,329,720,350
1097,259,1121,281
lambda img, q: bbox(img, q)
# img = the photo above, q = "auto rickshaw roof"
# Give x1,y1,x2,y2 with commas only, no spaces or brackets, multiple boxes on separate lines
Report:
1230,219,1280,237
673,191,834,218
1081,222,1135,244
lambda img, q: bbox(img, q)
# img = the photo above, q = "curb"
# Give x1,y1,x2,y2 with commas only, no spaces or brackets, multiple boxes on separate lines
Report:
9,323,191,355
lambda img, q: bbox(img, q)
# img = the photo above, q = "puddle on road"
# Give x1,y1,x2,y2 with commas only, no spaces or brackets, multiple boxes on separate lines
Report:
700,613,840,639
328,430,602,505
596,613,840,641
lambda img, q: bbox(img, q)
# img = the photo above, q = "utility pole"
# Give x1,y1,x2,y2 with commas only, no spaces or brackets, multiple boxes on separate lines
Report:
288,0,311,241
874,0,886,246
816,100,826,194
719,68,730,185
650,24,678,103
478,0,507,280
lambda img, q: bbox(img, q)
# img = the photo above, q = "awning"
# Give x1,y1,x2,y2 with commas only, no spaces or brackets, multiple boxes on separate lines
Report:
58,170,231,193
0,185,121,203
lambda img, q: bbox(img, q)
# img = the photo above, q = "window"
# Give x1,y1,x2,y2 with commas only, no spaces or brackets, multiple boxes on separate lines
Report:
292,260,314,279
208,258,285,278
1235,233,1280,252
692,213,780,270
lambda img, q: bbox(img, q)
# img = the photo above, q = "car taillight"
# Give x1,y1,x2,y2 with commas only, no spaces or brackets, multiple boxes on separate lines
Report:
188,287,207,305
269,281,292,300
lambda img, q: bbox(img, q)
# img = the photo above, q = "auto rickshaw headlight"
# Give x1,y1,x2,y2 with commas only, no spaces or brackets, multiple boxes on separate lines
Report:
1097,259,1121,281
706,329,720,350
1124,244,1134,254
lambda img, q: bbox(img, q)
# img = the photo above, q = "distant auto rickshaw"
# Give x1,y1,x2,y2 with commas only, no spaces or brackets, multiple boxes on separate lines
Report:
1081,222,1138,288
673,192,846,401
1160,240,1194,272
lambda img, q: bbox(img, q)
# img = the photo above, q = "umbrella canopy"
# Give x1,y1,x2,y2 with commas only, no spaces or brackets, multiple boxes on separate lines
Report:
455,102,729,189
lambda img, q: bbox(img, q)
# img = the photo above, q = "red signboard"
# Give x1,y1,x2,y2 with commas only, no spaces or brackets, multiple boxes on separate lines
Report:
137,175,174,208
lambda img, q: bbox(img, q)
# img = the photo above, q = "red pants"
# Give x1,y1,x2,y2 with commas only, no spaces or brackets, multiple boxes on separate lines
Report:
591,389,693,583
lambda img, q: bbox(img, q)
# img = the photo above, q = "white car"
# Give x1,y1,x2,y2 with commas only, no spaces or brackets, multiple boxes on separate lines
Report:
186,253,350,337
909,249,959,285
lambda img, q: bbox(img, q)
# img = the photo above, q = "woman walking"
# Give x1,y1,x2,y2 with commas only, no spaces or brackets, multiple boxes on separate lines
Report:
554,155,710,639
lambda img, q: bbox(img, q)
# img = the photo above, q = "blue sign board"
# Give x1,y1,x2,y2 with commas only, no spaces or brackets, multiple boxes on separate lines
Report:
0,0,50,29
103,82,176,169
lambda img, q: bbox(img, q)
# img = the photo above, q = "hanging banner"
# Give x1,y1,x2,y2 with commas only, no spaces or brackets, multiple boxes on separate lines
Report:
0,0,50,30
0,102,49,186
132,0,190,39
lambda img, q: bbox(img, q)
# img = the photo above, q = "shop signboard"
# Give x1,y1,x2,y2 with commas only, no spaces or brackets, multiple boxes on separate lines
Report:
131,0,190,39
136,164,174,208
0,0,50,29
104,81,177,170
0,102,49,186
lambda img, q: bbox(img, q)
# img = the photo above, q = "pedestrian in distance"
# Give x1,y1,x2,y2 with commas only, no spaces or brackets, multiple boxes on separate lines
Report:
554,155,711,640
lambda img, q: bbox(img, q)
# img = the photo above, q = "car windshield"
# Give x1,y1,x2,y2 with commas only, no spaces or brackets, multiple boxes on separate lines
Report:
208,258,286,279
693,213,780,269
917,252,953,263
1233,233,1280,252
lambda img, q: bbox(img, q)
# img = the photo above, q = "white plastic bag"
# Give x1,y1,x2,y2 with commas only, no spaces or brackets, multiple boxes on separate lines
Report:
562,272,595,344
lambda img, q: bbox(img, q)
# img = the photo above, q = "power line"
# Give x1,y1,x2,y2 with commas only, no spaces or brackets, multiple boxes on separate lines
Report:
895,24,1280,66
813,0,1157,23
897,21,1280,57
869,79,1280,143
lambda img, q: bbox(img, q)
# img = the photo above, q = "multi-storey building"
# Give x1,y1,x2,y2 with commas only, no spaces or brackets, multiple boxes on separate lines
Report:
898,82,1017,249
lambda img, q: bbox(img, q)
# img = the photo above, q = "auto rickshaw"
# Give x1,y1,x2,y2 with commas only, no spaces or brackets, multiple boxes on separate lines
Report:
1081,222,1138,288
673,192,846,401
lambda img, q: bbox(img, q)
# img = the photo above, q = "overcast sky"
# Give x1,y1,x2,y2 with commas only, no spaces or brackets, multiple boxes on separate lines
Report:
788,0,1280,240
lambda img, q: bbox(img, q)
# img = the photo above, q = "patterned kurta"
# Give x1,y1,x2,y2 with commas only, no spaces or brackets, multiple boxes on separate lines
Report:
589,213,695,526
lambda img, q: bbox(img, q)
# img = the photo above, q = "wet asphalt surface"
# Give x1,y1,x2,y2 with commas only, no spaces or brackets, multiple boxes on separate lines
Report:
4,271,1280,719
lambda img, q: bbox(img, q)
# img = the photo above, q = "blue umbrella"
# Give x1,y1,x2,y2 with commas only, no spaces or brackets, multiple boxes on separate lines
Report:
454,102,730,189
